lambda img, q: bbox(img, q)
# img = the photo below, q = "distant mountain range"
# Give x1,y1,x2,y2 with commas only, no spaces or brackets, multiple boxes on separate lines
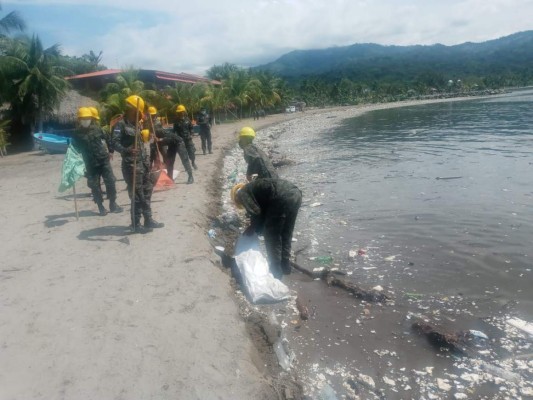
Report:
256,31,533,84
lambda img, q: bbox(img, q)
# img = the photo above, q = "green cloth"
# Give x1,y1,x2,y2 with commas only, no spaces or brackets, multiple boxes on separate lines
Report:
58,145,86,192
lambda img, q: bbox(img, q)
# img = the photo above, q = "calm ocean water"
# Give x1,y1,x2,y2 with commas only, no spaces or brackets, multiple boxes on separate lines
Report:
279,90,533,318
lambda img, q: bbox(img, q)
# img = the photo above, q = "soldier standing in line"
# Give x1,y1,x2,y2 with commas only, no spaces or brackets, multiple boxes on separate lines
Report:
238,126,279,181
231,178,302,279
196,107,213,155
174,104,198,170
72,107,122,216
112,95,164,233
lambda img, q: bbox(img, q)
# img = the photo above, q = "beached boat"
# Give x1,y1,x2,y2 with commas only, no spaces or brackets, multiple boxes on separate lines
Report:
33,132,71,154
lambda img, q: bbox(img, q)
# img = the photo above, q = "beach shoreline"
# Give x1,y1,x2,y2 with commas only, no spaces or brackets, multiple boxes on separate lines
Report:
0,93,510,399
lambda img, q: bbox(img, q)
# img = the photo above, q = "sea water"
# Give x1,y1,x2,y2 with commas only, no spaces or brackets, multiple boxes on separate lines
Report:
279,90,533,318
268,90,533,398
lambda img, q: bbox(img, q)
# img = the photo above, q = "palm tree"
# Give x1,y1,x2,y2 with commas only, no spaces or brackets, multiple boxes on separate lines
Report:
0,2,26,37
99,68,156,124
1,35,69,148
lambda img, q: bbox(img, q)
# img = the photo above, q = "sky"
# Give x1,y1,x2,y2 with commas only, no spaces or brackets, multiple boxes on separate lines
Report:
3,0,533,76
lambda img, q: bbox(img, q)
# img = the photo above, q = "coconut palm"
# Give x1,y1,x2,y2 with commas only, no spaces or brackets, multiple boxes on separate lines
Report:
0,2,26,37
1,35,69,148
99,68,157,124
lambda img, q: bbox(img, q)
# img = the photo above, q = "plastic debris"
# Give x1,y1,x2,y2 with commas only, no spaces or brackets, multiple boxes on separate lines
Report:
372,285,384,292
315,256,334,265
207,229,216,238
348,250,357,258
310,202,323,207
437,378,451,392
468,330,489,340
383,376,396,386
384,255,396,261
357,373,375,389
358,249,367,256
274,340,291,371
318,383,338,400
507,317,533,337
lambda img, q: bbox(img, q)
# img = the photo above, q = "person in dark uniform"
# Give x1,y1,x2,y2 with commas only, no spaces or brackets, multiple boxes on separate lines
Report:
238,126,279,181
146,106,166,170
72,107,122,216
158,106,194,184
112,95,164,233
174,104,197,171
232,178,302,279
196,107,213,155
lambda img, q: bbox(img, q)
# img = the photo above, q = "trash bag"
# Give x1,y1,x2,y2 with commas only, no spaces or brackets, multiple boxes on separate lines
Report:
234,234,291,304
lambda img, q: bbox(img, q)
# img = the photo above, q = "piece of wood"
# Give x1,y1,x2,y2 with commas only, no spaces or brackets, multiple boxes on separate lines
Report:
412,321,468,355
325,273,390,303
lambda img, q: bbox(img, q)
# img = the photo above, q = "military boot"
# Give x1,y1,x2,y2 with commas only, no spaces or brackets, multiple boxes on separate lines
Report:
187,173,194,184
144,217,164,229
97,203,108,216
281,259,292,275
109,200,123,213
131,219,149,234
192,161,198,170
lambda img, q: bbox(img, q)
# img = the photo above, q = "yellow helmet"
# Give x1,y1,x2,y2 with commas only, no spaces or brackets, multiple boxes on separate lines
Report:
239,126,255,139
77,107,92,119
230,183,246,209
141,129,150,143
125,95,145,113
176,104,186,113
88,106,100,120
148,106,157,115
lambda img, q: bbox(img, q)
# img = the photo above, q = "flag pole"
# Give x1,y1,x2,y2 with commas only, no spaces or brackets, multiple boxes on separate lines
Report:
131,98,140,230
72,182,79,221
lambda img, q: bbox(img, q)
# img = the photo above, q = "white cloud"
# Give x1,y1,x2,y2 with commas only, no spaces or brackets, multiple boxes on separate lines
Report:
7,0,533,75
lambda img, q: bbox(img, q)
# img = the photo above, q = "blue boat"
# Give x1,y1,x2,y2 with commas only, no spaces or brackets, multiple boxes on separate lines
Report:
33,132,71,154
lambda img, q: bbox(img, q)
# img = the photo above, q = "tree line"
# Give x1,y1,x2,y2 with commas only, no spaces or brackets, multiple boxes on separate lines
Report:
1,3,529,151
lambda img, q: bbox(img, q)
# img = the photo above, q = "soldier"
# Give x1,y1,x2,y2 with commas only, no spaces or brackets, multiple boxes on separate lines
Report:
72,106,122,216
231,178,302,279
196,107,213,155
159,106,194,184
174,104,197,170
238,126,279,181
146,106,166,170
112,95,164,233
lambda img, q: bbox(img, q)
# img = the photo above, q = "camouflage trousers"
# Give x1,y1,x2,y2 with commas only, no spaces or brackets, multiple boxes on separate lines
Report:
263,187,302,279
122,161,154,225
86,161,117,205
166,138,192,176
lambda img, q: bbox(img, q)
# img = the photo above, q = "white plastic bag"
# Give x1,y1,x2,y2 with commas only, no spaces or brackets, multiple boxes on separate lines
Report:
234,234,290,303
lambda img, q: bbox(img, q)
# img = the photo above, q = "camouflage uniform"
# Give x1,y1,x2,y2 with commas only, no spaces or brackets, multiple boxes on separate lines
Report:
112,119,154,227
242,143,279,180
237,178,302,278
72,125,117,207
159,125,193,181
173,116,196,167
196,110,212,154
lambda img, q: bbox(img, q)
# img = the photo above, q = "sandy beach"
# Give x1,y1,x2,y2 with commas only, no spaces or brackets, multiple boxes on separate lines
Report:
0,96,499,400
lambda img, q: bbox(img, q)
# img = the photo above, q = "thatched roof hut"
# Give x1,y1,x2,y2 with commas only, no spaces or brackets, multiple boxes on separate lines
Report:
50,90,98,125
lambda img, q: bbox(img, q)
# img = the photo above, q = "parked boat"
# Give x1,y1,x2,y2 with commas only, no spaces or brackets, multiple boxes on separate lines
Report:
33,132,71,154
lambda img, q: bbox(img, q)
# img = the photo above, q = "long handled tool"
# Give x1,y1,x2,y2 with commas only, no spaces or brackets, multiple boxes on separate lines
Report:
131,98,140,230
148,114,163,171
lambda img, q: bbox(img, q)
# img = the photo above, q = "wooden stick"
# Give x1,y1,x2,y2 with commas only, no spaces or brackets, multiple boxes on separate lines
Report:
131,98,140,229
148,114,163,170
72,182,79,221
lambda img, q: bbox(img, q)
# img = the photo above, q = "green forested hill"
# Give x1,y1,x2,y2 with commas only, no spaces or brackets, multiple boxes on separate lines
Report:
256,31,533,88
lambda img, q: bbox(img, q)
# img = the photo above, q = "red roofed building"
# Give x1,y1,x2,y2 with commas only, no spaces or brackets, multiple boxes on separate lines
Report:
66,69,220,92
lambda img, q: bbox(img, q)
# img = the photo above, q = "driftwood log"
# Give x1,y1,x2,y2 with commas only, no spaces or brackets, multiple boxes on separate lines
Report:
325,273,390,303
412,321,469,356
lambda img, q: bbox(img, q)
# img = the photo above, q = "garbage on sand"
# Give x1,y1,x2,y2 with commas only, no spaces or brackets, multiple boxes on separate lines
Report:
234,234,290,303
